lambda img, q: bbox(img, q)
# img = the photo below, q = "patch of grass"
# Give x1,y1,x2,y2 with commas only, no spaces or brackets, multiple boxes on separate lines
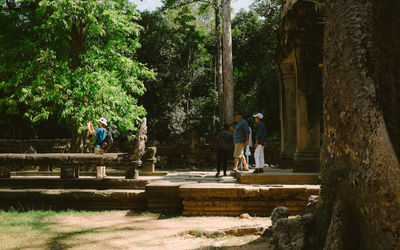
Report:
0,210,55,233
0,210,146,249
0,210,112,235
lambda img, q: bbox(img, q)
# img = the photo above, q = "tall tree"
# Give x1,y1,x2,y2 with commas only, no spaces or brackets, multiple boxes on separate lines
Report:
222,0,234,124
214,0,224,126
0,0,153,145
137,9,215,143
163,0,228,126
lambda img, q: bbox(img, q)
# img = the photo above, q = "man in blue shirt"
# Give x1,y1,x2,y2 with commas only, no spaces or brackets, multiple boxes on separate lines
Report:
233,111,250,171
253,113,266,173
87,117,108,178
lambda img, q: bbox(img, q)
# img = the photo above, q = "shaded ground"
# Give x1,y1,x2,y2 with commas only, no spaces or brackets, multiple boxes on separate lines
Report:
0,210,273,250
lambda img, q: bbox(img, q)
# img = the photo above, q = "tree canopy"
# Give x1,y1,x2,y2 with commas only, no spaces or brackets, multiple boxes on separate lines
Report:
138,0,280,143
0,0,154,139
0,0,280,144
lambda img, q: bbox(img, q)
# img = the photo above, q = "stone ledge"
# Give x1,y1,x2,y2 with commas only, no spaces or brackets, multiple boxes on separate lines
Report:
11,171,168,177
0,189,147,210
179,183,320,216
238,171,320,185
0,177,150,190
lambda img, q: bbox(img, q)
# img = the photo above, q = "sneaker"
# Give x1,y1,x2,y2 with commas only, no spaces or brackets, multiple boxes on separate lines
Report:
223,173,227,176
215,173,220,177
252,169,259,174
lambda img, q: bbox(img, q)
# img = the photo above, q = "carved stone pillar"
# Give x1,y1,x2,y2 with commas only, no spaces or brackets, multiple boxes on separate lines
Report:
0,166,11,178
127,117,147,179
142,147,157,173
293,47,321,172
279,63,297,168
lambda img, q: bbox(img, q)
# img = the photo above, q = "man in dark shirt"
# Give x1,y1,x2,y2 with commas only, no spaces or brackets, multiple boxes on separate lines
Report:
253,113,266,173
215,123,234,177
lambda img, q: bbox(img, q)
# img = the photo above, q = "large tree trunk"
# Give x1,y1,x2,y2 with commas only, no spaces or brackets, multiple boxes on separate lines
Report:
321,0,400,249
215,0,224,126
222,0,234,124
70,17,87,150
70,125,91,153
70,18,86,69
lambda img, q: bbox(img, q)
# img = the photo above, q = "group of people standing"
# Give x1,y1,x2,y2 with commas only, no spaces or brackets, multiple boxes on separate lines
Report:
215,111,266,177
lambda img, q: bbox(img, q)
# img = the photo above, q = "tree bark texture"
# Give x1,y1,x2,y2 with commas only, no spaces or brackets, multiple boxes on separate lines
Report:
215,0,224,126
321,0,400,249
70,125,91,153
70,19,86,69
222,0,234,124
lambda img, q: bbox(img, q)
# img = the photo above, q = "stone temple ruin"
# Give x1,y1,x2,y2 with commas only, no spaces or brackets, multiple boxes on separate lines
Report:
1,0,400,248
0,114,320,215
278,0,324,172
272,0,400,249
0,0,324,226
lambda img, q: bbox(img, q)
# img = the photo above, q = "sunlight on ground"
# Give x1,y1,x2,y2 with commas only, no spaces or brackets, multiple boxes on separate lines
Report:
0,210,272,250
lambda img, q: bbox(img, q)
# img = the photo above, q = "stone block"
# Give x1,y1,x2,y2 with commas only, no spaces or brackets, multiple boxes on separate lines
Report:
145,182,183,213
0,178,150,190
239,172,320,185
0,166,11,178
0,189,147,210
60,166,77,179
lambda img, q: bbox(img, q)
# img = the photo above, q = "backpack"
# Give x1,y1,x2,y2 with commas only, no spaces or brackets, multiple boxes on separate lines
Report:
101,128,114,150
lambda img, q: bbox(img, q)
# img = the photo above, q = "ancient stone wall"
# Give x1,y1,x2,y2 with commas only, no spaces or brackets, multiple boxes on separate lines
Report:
278,0,324,172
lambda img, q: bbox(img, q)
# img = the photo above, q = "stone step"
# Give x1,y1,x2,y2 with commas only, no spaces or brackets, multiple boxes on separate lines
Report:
11,171,168,177
145,182,185,213
237,170,320,185
0,177,150,190
0,189,147,210
182,208,306,217
179,183,319,216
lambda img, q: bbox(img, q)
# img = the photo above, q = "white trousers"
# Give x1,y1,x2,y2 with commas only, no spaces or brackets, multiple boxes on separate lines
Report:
254,145,265,169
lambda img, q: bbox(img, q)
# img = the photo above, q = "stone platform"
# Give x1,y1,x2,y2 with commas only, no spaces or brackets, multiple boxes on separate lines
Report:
0,188,146,210
143,171,320,216
180,183,319,216
10,170,168,177
0,177,150,190
1,169,321,216
236,167,320,185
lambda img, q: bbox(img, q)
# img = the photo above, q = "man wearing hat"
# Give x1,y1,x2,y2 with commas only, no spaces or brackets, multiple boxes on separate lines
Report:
87,117,108,178
233,111,250,171
253,113,266,173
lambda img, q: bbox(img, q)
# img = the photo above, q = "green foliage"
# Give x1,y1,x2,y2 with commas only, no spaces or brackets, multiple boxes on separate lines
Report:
1,0,281,142
137,0,281,143
137,8,216,143
232,0,280,135
0,0,154,138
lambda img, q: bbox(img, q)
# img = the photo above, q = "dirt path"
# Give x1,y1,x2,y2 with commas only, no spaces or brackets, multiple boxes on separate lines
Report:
49,211,272,250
